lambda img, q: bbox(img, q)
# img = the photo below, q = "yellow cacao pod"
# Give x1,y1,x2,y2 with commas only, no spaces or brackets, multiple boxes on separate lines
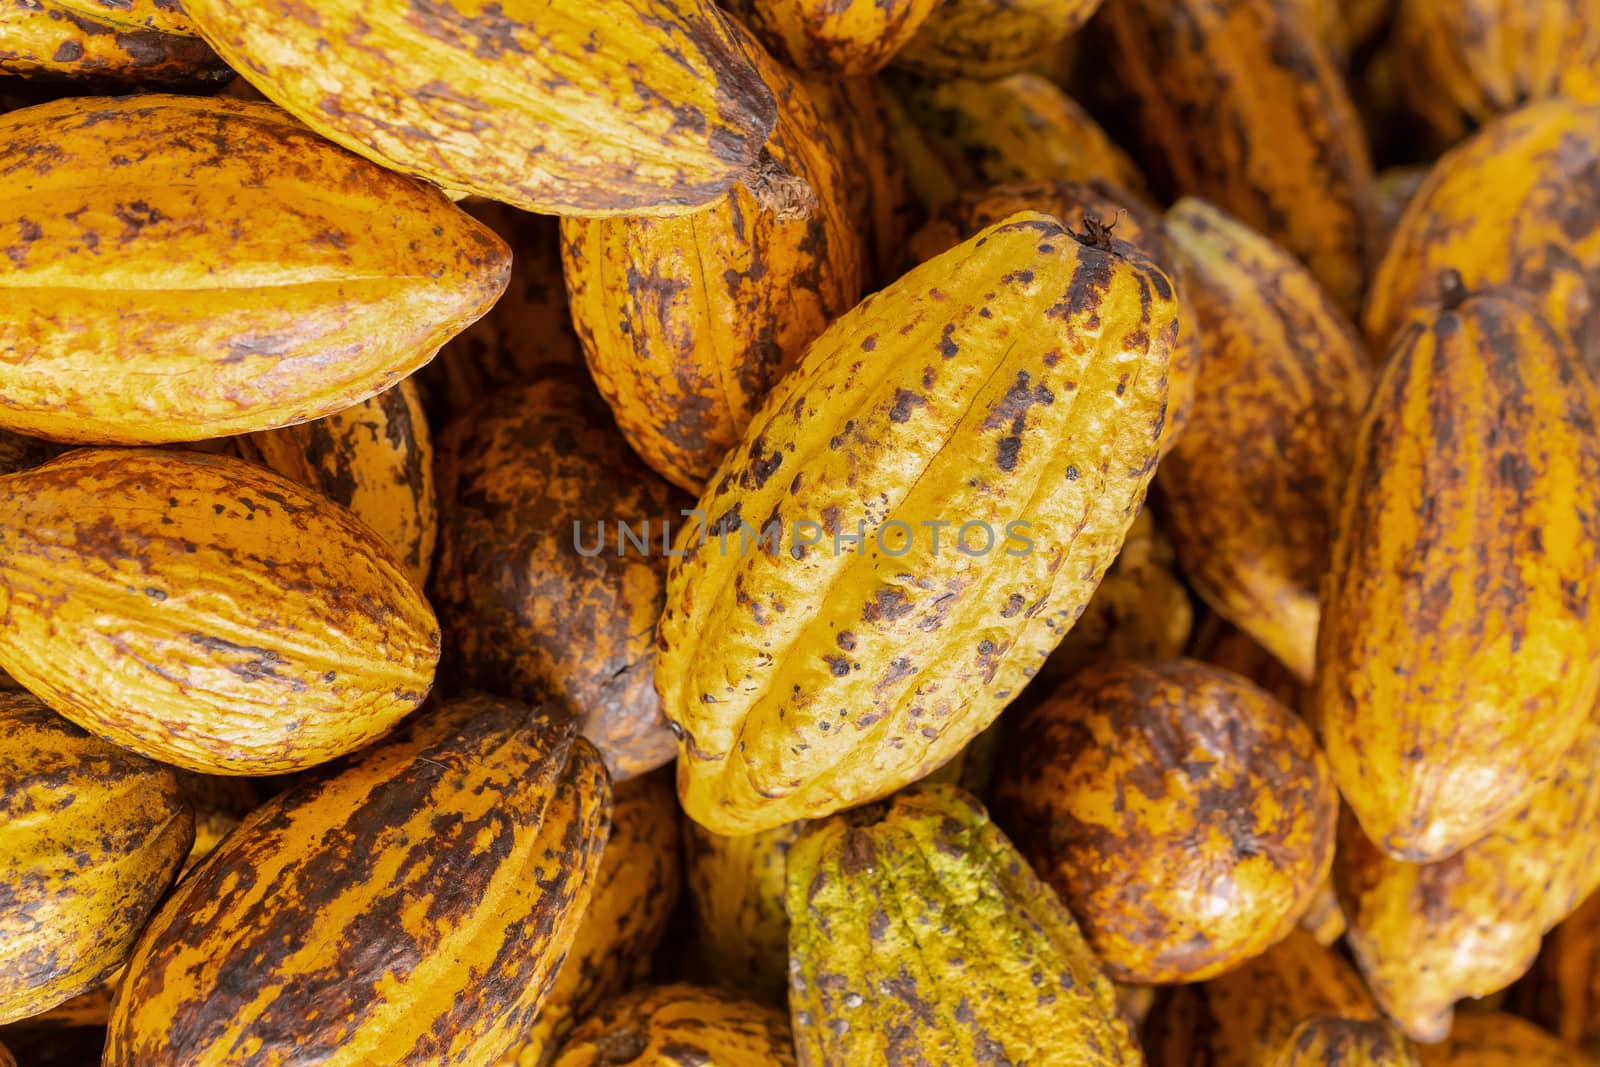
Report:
1415,1014,1589,1067
1265,1019,1419,1067
552,985,795,1067
723,0,937,75
895,0,1104,79
683,818,805,1005
0,0,226,81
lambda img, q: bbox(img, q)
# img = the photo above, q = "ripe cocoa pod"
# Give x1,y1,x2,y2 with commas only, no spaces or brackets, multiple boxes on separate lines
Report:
1157,198,1373,682
552,985,795,1067
0,0,226,82
723,0,936,74
1364,101,1600,368
683,819,806,1005
993,659,1337,983
0,448,440,775
0,94,508,445
432,375,682,781
1266,1019,1419,1067
787,785,1139,1066
181,0,778,216
1513,890,1600,1058
1415,1014,1587,1067
1094,0,1377,315
657,211,1177,834
0,693,193,1025
895,0,1104,79
105,694,611,1067
1317,280,1600,862
1334,706,1600,1043
236,379,436,589
497,771,680,1067
563,26,866,493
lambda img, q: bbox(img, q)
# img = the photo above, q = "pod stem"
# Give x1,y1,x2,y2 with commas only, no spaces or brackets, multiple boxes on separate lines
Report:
1437,268,1470,311
744,147,817,222
1071,214,1119,251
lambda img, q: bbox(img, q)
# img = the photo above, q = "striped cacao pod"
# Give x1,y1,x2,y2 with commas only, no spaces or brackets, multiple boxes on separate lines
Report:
1266,1019,1419,1067
552,985,795,1067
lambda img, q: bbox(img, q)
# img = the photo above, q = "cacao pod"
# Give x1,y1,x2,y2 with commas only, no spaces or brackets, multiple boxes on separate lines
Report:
657,211,1177,835
1415,1014,1588,1067
1511,889,1600,1059
105,694,611,1067
723,0,937,75
786,784,1140,1066
432,375,682,780
1157,198,1373,682
1316,279,1600,861
563,25,866,494
0,448,441,775
1266,1019,1419,1067
1298,878,1348,946
683,818,806,1005
992,659,1337,983
0,692,193,1025
180,0,780,216
0,94,509,445
552,984,795,1067
1094,0,1378,316
895,0,1105,79
0,0,226,82
1188,615,1306,714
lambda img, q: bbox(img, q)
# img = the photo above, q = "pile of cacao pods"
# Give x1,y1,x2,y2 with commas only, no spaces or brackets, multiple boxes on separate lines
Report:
3,0,1600,1063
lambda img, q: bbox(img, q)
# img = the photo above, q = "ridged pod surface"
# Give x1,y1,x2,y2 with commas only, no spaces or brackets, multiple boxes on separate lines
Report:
0,95,508,445
563,26,866,494
1157,199,1372,682
1514,890,1600,1058
180,0,777,215
993,660,1337,982
1414,1014,1588,1067
657,211,1177,834
723,0,936,74
1317,281,1600,861
0,0,226,80
888,73,1151,214
432,375,682,780
1147,928,1379,1067
1363,101,1600,366
0,693,192,1025
1094,0,1377,315
497,771,681,1067
1266,1019,1419,1067
683,819,806,1005
895,0,1105,78
105,694,612,1067
1334,708,1600,1043
236,378,436,589
1392,0,1600,146
551,985,795,1067
787,784,1139,1066
0,449,440,775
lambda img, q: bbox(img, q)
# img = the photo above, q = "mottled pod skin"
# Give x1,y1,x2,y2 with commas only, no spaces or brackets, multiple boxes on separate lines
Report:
180,0,778,216
237,378,436,589
1514,890,1600,1058
0,95,509,445
723,0,937,74
105,694,612,1067
563,26,866,494
1266,1018,1420,1067
0,693,193,1025
497,771,681,1067
0,449,441,775
0,0,227,80
1316,283,1600,862
1157,199,1373,682
1147,928,1378,1067
1094,0,1377,316
0,426,60,702
993,659,1338,983
432,375,683,780
895,0,1105,78
683,818,806,1005
1334,707,1600,1043
657,211,1177,835
552,984,795,1067
1364,101,1600,370
888,73,1151,214
786,785,1140,1066
1414,1014,1589,1067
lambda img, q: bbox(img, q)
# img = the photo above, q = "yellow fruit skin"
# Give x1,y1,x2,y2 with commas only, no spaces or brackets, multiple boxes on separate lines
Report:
1334,709,1600,1043
181,0,777,216
0,449,441,775
106,694,611,1067
787,784,1139,1066
0,94,509,445
1266,1018,1420,1067
1514,890,1600,1058
497,771,681,1067
237,378,436,590
1095,0,1377,316
896,0,1104,79
563,27,866,494
1415,1014,1589,1067
1363,101,1600,367
0,692,193,1025
0,0,226,80
657,211,1176,835
1158,199,1373,683
993,659,1338,983
553,984,795,1067
683,819,806,1005
724,0,937,74
1316,285,1600,862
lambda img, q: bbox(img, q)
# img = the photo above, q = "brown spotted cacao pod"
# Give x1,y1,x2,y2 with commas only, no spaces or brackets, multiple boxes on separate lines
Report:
1265,1019,1420,1067
552,985,795,1067
895,0,1105,79
722,0,937,75
0,0,227,82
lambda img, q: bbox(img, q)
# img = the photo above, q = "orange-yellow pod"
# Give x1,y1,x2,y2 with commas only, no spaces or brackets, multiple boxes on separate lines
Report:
723,0,937,75
0,0,226,81
1265,1018,1419,1067
895,0,1104,79
1415,1013,1589,1067
552,985,795,1067
1514,890,1600,1058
